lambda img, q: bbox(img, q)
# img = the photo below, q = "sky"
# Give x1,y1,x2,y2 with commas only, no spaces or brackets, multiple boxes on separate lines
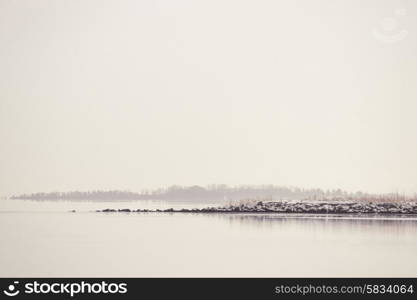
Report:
1,0,417,196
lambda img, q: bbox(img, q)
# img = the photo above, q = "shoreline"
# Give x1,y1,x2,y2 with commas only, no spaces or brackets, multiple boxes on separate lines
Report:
94,201,417,215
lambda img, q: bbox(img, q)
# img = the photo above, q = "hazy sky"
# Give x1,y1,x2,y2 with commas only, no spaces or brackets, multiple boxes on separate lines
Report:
1,0,417,196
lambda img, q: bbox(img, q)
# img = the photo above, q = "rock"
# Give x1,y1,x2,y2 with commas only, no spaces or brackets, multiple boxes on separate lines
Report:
95,201,417,215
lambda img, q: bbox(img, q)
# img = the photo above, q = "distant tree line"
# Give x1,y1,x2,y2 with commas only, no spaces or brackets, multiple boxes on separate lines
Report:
10,185,360,201
10,185,416,202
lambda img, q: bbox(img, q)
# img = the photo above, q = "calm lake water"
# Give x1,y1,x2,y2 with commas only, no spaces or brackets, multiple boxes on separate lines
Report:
1,199,417,277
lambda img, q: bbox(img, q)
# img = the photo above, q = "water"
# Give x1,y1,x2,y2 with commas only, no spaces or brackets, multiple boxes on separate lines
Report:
1,199,417,277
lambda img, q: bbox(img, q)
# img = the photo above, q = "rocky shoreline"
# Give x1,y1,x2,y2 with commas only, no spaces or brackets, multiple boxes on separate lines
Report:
96,201,417,215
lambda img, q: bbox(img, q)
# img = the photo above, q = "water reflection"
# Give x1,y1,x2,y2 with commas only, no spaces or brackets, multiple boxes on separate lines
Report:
200,213,417,234
1,208,417,277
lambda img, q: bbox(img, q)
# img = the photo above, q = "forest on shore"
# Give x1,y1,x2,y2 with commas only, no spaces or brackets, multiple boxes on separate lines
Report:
10,185,416,203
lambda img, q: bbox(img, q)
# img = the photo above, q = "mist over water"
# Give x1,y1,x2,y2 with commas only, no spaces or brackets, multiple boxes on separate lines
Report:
1,0,417,278
1,200,417,277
